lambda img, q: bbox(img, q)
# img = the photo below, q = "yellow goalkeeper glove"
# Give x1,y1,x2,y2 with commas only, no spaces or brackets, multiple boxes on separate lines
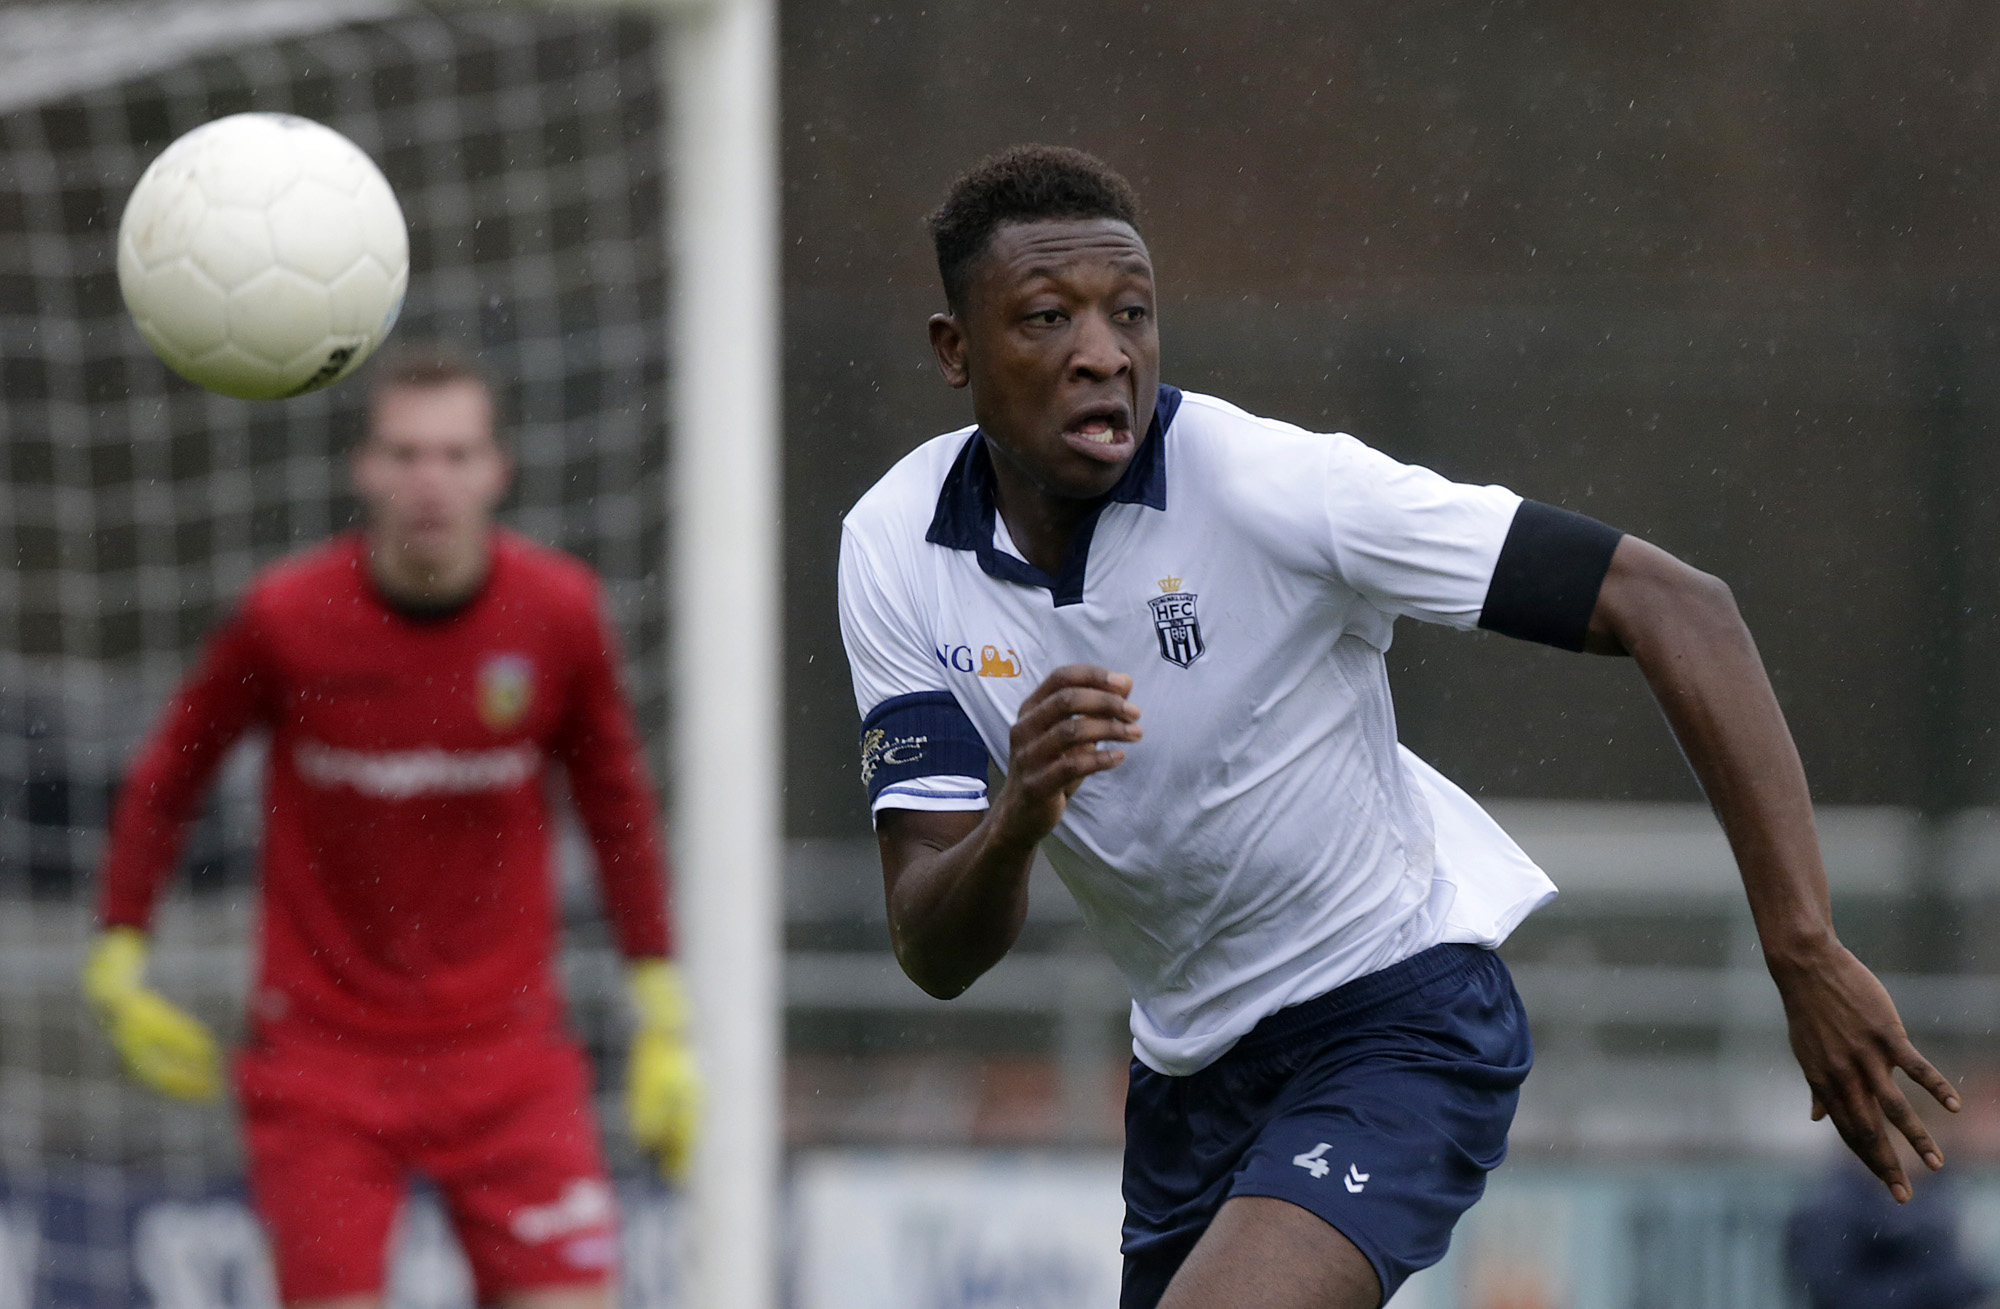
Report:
82,927,222,1104
625,958,701,1183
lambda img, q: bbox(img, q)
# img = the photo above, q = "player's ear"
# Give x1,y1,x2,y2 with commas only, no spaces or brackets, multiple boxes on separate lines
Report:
928,312,971,389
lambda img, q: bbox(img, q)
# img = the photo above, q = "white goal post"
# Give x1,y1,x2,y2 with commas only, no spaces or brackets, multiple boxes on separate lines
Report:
522,0,783,1303
657,2,783,1308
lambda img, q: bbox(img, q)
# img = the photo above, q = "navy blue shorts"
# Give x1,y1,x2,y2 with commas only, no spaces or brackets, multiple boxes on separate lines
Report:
1119,944,1532,1308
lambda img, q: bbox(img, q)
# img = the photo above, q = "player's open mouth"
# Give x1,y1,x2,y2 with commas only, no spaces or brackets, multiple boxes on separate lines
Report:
1061,404,1135,461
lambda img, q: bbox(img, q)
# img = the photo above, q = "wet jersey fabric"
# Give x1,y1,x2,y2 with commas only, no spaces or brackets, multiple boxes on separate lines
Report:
98,529,670,1048
838,388,1558,1075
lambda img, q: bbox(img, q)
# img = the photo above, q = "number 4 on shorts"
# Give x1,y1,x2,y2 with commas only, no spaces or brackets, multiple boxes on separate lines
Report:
1291,1142,1334,1179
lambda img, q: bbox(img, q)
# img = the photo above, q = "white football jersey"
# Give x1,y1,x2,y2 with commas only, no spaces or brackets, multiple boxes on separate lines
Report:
838,387,1560,1075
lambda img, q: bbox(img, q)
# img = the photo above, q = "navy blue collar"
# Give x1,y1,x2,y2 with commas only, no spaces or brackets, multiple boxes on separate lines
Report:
926,384,1182,608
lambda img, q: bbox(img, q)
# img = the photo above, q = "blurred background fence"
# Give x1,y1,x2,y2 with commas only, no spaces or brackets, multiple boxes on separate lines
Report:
7,0,2000,1305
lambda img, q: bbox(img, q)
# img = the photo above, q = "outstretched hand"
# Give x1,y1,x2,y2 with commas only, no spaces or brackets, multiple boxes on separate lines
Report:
1777,942,1959,1201
1590,538,1961,1203
993,665,1142,844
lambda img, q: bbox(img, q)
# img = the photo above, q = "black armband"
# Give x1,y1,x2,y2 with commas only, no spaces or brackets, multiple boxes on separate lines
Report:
859,691,988,802
1477,500,1624,651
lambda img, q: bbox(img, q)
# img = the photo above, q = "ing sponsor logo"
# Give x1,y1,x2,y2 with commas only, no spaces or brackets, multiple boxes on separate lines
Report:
934,642,1022,678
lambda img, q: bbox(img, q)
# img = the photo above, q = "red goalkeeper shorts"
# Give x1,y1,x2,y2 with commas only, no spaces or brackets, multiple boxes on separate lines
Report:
235,1027,618,1302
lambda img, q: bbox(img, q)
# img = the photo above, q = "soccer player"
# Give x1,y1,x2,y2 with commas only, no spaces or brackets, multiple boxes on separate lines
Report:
836,145,1957,1309
82,343,697,1309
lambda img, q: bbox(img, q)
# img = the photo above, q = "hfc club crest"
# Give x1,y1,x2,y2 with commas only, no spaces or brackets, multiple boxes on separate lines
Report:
477,653,535,731
1148,576,1205,668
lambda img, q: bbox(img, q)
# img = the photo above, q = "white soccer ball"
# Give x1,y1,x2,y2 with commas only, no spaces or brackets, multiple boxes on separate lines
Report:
117,113,409,401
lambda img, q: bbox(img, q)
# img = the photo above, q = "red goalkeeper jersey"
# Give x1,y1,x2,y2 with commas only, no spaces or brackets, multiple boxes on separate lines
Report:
98,529,672,1048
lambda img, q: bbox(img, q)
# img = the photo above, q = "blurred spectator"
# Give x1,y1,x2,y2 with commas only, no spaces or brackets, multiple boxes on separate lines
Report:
1786,1163,1995,1309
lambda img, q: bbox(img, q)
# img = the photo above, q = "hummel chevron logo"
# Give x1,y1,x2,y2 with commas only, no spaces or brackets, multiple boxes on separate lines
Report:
1291,1145,1371,1191
1290,1143,1333,1179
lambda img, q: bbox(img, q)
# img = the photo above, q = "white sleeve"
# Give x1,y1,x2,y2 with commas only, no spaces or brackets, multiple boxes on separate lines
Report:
837,522,989,817
1321,434,1523,629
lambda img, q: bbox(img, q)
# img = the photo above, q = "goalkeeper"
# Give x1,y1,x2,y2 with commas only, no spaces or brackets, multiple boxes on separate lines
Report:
85,342,697,1309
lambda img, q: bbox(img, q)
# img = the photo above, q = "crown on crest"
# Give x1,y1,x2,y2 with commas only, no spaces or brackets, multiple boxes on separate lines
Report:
1157,575,1183,593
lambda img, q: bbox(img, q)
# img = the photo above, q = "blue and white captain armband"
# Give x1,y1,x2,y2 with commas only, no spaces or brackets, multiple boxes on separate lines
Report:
859,691,990,816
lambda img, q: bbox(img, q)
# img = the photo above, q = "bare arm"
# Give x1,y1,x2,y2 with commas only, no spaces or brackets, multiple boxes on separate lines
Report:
1588,534,1958,1199
876,665,1141,998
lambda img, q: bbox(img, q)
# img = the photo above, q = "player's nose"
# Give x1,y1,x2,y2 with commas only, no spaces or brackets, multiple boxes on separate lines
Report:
1069,309,1130,381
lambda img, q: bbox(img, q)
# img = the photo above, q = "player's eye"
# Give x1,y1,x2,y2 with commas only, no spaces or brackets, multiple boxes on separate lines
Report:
1114,305,1150,324
1025,308,1065,326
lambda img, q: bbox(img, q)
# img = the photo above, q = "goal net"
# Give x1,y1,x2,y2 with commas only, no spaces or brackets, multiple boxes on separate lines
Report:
0,3,681,1304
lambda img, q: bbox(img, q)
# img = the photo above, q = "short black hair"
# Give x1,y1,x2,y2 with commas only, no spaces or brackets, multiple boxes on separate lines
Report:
928,145,1142,311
